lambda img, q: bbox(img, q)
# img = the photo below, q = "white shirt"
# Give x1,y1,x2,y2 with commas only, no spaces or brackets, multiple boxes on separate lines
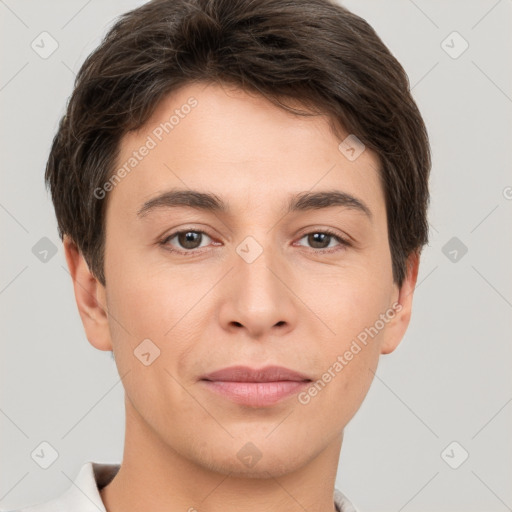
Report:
9,461,359,512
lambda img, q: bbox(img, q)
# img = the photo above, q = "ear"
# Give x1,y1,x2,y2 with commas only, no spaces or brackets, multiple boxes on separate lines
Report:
63,235,112,352
379,250,421,355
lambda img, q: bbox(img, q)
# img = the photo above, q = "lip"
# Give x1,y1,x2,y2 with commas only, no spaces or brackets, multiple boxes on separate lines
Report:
200,365,312,407
200,365,312,382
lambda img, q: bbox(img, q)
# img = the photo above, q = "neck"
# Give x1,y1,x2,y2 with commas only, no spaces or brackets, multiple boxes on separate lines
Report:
100,395,343,512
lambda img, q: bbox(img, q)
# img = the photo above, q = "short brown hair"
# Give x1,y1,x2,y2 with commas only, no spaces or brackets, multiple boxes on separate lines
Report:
45,0,431,288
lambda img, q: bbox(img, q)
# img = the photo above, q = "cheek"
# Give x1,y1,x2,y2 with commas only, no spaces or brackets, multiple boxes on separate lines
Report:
104,256,218,383
298,328,381,432
103,267,201,418
299,266,391,412
104,243,191,336
309,265,391,339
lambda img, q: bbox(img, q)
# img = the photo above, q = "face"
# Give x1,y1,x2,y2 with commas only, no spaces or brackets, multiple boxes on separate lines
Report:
68,81,418,478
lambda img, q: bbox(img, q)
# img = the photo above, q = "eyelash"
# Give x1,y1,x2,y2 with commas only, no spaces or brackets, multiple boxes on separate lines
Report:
158,228,351,256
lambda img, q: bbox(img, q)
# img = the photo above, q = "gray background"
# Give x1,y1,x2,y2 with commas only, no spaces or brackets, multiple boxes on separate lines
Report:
1,1,511,511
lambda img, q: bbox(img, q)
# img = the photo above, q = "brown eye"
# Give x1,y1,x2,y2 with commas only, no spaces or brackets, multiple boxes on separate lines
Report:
162,230,212,252
177,231,202,249
296,230,349,252
307,232,332,249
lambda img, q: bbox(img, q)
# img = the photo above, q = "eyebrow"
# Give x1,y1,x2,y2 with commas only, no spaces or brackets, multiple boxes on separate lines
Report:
136,189,372,221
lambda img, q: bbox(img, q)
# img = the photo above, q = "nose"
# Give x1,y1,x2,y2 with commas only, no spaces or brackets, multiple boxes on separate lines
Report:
217,238,298,339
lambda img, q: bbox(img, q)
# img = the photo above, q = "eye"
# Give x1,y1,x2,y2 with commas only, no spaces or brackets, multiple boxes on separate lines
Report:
159,228,350,256
160,230,214,253
295,229,350,253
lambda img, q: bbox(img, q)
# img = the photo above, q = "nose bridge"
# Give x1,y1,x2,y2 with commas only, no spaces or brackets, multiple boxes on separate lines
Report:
235,232,284,303
218,229,297,336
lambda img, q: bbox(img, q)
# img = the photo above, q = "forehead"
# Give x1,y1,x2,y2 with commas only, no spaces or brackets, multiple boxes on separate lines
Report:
108,81,385,221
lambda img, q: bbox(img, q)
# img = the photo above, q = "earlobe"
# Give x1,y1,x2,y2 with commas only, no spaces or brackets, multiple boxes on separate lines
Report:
63,235,112,352
379,251,421,355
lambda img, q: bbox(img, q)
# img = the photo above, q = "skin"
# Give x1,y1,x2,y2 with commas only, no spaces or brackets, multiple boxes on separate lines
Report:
64,81,420,512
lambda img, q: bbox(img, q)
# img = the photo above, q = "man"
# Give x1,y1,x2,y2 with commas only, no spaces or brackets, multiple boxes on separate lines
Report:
16,0,430,510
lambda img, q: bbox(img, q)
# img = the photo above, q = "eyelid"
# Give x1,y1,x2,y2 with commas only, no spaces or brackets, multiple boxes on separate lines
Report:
159,224,219,242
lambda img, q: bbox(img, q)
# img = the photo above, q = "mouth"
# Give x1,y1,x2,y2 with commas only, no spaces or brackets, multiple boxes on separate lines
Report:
200,365,312,383
199,365,312,407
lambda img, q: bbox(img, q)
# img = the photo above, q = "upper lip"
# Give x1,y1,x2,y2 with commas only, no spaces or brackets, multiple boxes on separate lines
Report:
201,365,312,383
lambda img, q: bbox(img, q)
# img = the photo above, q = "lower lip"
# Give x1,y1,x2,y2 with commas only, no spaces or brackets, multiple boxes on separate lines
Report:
200,380,310,407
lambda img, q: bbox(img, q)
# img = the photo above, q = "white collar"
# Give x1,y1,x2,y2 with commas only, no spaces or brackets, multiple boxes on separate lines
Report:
19,462,119,512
